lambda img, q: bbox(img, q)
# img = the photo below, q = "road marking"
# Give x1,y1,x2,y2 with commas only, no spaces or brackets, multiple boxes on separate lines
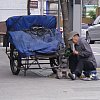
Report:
97,68,100,70
93,52,100,56
92,47,100,49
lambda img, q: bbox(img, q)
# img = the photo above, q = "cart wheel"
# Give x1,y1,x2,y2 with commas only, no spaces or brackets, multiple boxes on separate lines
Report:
10,44,21,75
49,58,59,74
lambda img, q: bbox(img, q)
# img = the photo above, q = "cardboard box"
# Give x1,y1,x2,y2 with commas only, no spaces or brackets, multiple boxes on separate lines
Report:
0,21,7,34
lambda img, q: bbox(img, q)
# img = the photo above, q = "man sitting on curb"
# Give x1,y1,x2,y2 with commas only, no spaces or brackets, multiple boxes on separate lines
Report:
68,31,99,81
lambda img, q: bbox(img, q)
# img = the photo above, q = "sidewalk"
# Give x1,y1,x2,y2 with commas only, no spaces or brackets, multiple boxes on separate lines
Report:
0,47,100,100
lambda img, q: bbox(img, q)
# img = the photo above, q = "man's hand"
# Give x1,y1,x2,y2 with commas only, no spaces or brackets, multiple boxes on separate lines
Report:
73,50,79,55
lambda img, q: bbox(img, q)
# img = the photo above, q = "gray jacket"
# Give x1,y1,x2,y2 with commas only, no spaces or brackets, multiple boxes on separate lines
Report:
74,37,97,68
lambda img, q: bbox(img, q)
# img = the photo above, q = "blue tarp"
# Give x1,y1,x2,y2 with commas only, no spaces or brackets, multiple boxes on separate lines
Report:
6,15,56,31
6,15,63,57
9,30,62,57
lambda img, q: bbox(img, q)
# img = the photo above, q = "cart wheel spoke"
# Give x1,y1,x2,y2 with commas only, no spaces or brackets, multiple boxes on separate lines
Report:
10,44,21,75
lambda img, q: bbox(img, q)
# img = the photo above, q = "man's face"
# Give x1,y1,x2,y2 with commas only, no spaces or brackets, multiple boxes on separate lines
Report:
72,35,79,44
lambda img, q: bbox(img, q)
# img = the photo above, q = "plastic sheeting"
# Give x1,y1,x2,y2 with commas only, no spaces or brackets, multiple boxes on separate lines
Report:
6,15,56,31
6,15,63,57
9,29,63,57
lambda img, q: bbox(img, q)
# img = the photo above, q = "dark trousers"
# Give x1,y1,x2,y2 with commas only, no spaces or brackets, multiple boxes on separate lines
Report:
69,55,96,77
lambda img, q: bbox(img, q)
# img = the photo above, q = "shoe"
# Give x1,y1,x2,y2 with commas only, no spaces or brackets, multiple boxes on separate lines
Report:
81,77,92,81
90,70,99,80
83,71,90,77
82,74,99,81
68,73,76,80
90,74,99,80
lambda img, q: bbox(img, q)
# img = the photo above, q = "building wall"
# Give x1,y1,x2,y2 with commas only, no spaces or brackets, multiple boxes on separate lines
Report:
30,0,46,15
0,0,46,21
0,0,27,21
82,0,98,5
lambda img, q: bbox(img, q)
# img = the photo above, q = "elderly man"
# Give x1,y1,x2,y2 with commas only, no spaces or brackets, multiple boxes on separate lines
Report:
68,31,98,80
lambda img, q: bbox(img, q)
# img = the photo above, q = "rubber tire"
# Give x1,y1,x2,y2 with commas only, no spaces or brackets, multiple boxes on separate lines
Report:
10,44,21,75
86,32,95,44
86,32,91,43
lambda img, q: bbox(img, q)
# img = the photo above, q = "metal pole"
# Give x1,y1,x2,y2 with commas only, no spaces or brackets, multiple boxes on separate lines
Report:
40,0,44,15
98,0,100,7
27,0,30,15
46,0,49,15
73,0,82,34
58,0,60,30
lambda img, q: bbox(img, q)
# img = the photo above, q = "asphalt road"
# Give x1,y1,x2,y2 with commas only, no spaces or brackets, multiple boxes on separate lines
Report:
91,44,100,67
0,44,100,100
0,43,100,67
